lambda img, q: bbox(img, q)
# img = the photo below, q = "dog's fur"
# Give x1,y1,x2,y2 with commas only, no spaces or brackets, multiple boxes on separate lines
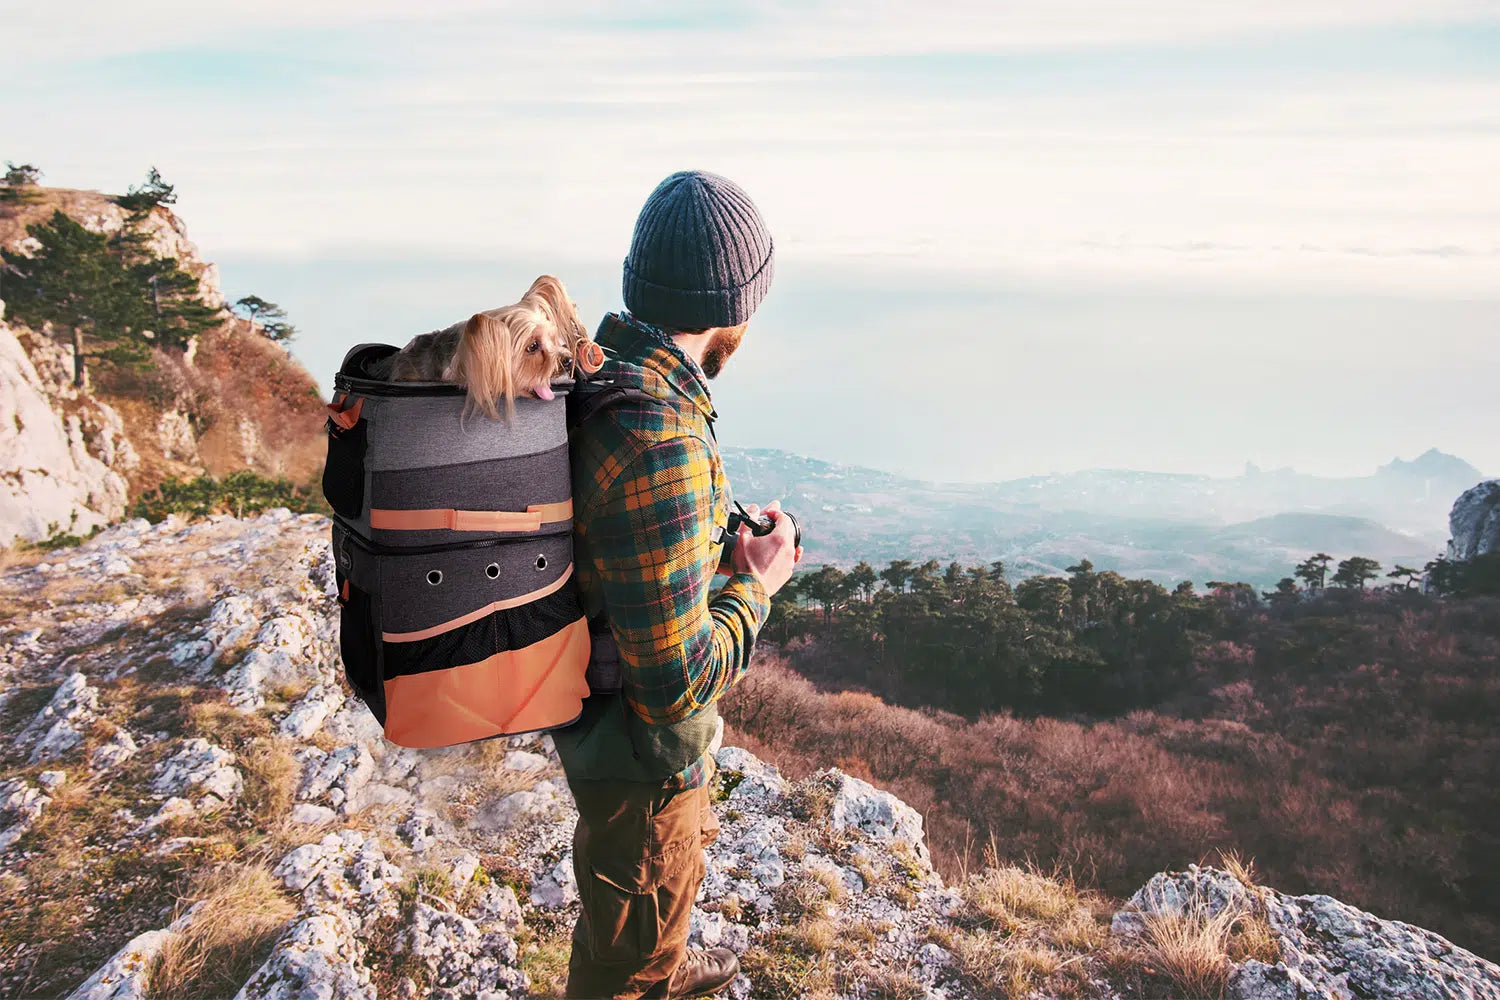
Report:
375,275,588,421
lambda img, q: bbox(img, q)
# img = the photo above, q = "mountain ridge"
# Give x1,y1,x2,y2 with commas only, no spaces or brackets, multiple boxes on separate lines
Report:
722,446,1464,588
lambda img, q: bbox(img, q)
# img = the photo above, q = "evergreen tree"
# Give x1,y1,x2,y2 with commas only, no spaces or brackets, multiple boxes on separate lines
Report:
1263,577,1300,604
880,559,913,593
0,162,43,205
0,211,148,385
1294,552,1334,589
116,166,178,212
848,561,877,602
1332,556,1382,589
233,294,297,343
1386,565,1422,591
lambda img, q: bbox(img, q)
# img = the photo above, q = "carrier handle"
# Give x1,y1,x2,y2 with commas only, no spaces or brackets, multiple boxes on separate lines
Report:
369,500,573,533
327,393,364,430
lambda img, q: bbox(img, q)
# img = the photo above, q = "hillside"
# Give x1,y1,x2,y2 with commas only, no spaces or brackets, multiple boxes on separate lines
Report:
1,513,1497,999
723,448,1449,589
0,186,326,545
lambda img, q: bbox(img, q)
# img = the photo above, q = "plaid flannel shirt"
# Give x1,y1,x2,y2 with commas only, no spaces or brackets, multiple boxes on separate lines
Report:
570,312,770,790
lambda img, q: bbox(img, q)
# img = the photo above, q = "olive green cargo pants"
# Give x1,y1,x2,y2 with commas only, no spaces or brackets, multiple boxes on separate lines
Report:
563,777,721,999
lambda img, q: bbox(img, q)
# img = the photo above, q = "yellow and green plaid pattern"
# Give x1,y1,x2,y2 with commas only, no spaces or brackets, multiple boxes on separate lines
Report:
571,312,769,790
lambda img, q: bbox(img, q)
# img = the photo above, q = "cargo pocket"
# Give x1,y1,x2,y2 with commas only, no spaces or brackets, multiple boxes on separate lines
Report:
321,401,368,519
575,784,705,966
336,575,384,723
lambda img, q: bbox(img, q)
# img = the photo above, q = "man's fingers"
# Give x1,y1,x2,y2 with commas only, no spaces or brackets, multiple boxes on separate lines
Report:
764,499,783,513
794,546,804,563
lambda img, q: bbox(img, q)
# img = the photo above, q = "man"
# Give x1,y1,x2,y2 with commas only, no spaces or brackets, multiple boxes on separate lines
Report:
552,170,800,999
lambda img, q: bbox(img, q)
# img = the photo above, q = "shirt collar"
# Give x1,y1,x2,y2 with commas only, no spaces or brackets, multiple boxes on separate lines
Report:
594,311,718,423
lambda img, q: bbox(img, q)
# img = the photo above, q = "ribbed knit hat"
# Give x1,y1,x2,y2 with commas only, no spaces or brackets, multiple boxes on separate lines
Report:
622,170,775,330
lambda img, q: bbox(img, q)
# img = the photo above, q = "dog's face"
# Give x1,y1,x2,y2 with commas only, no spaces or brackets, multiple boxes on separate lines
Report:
447,274,588,421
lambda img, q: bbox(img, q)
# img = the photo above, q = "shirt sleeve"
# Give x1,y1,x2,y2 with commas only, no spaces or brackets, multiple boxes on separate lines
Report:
586,434,770,726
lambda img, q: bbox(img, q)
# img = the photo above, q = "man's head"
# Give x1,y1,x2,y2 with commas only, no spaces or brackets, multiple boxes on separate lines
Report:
622,170,773,377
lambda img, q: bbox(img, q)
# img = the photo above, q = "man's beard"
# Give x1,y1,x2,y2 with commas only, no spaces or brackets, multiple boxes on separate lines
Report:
700,326,744,379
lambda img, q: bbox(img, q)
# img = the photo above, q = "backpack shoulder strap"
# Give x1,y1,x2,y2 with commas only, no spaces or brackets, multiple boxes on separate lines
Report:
565,380,666,433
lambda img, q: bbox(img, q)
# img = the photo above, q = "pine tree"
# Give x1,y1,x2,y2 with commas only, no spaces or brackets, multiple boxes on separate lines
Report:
1,211,149,385
1386,565,1422,591
1294,552,1334,590
0,162,43,205
233,294,297,343
1332,556,1382,589
116,166,178,212
848,561,877,602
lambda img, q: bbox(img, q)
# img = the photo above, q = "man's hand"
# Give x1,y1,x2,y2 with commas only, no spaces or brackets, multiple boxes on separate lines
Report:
730,500,802,596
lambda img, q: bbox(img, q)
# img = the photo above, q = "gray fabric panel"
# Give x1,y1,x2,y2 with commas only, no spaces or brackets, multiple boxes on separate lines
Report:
362,392,568,471
374,534,575,635
368,443,571,542
372,444,571,509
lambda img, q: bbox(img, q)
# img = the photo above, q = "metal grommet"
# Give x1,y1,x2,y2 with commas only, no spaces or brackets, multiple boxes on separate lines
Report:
426,570,443,586
485,563,501,579
534,555,548,571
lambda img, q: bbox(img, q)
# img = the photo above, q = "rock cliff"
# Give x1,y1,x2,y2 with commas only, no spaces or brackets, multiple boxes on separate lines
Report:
0,188,326,545
1447,480,1500,562
1,514,1496,998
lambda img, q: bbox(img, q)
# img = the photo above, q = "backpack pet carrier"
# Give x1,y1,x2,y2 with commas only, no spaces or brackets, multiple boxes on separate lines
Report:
321,343,596,749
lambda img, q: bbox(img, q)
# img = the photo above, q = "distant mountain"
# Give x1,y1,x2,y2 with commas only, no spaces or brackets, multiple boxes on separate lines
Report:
722,447,1462,588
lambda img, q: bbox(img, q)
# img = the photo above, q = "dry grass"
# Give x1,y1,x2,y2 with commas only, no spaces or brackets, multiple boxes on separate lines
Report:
1133,894,1244,1000
942,852,1109,999
239,736,300,838
517,920,573,998
147,863,296,1000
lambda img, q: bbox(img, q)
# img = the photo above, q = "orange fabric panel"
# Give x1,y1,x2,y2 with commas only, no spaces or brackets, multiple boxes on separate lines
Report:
327,395,364,430
369,499,573,533
380,563,575,642
381,615,590,748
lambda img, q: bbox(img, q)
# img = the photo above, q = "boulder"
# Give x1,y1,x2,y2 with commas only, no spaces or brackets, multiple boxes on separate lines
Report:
1447,480,1500,561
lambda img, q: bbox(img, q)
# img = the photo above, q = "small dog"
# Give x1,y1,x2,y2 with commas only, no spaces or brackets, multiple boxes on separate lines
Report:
376,275,592,421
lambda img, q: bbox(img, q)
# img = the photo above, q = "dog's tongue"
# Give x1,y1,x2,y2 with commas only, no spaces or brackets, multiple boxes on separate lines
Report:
533,384,555,401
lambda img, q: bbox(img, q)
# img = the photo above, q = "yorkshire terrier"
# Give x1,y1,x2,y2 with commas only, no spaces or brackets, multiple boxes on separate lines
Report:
375,275,598,421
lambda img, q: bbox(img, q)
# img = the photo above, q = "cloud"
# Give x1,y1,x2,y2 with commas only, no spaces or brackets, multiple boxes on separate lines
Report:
6,3,1500,297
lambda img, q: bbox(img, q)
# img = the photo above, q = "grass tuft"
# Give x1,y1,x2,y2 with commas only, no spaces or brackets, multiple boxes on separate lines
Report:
146,863,296,1000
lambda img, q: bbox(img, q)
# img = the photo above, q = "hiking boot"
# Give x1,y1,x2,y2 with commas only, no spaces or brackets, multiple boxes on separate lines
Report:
642,947,739,998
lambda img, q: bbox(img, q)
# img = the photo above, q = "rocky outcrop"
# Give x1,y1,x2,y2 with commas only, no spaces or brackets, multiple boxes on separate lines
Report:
1447,480,1500,562
1113,865,1500,1000
0,188,223,309
0,309,130,544
0,188,328,547
3,510,1497,998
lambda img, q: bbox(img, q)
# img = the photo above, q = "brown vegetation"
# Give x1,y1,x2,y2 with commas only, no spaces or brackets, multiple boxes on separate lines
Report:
723,593,1500,959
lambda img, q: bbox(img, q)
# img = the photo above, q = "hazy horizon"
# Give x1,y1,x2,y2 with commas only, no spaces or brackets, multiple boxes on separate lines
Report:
8,1,1499,482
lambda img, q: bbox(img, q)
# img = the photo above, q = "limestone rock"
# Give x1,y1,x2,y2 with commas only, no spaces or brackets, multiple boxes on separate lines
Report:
21,671,100,763
63,928,176,1000
152,737,243,807
823,766,931,866
91,728,140,771
279,682,345,740
0,319,127,546
1114,865,1500,1000
1447,480,1500,561
0,777,50,852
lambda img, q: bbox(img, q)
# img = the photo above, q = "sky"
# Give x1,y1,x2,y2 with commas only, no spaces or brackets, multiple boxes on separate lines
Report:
6,1,1499,482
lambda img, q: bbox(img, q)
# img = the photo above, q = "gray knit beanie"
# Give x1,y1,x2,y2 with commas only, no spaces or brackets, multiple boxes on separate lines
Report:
622,170,775,330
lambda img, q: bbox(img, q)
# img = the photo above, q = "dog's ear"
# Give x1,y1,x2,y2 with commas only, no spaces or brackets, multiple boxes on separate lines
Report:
525,275,583,339
450,311,517,422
